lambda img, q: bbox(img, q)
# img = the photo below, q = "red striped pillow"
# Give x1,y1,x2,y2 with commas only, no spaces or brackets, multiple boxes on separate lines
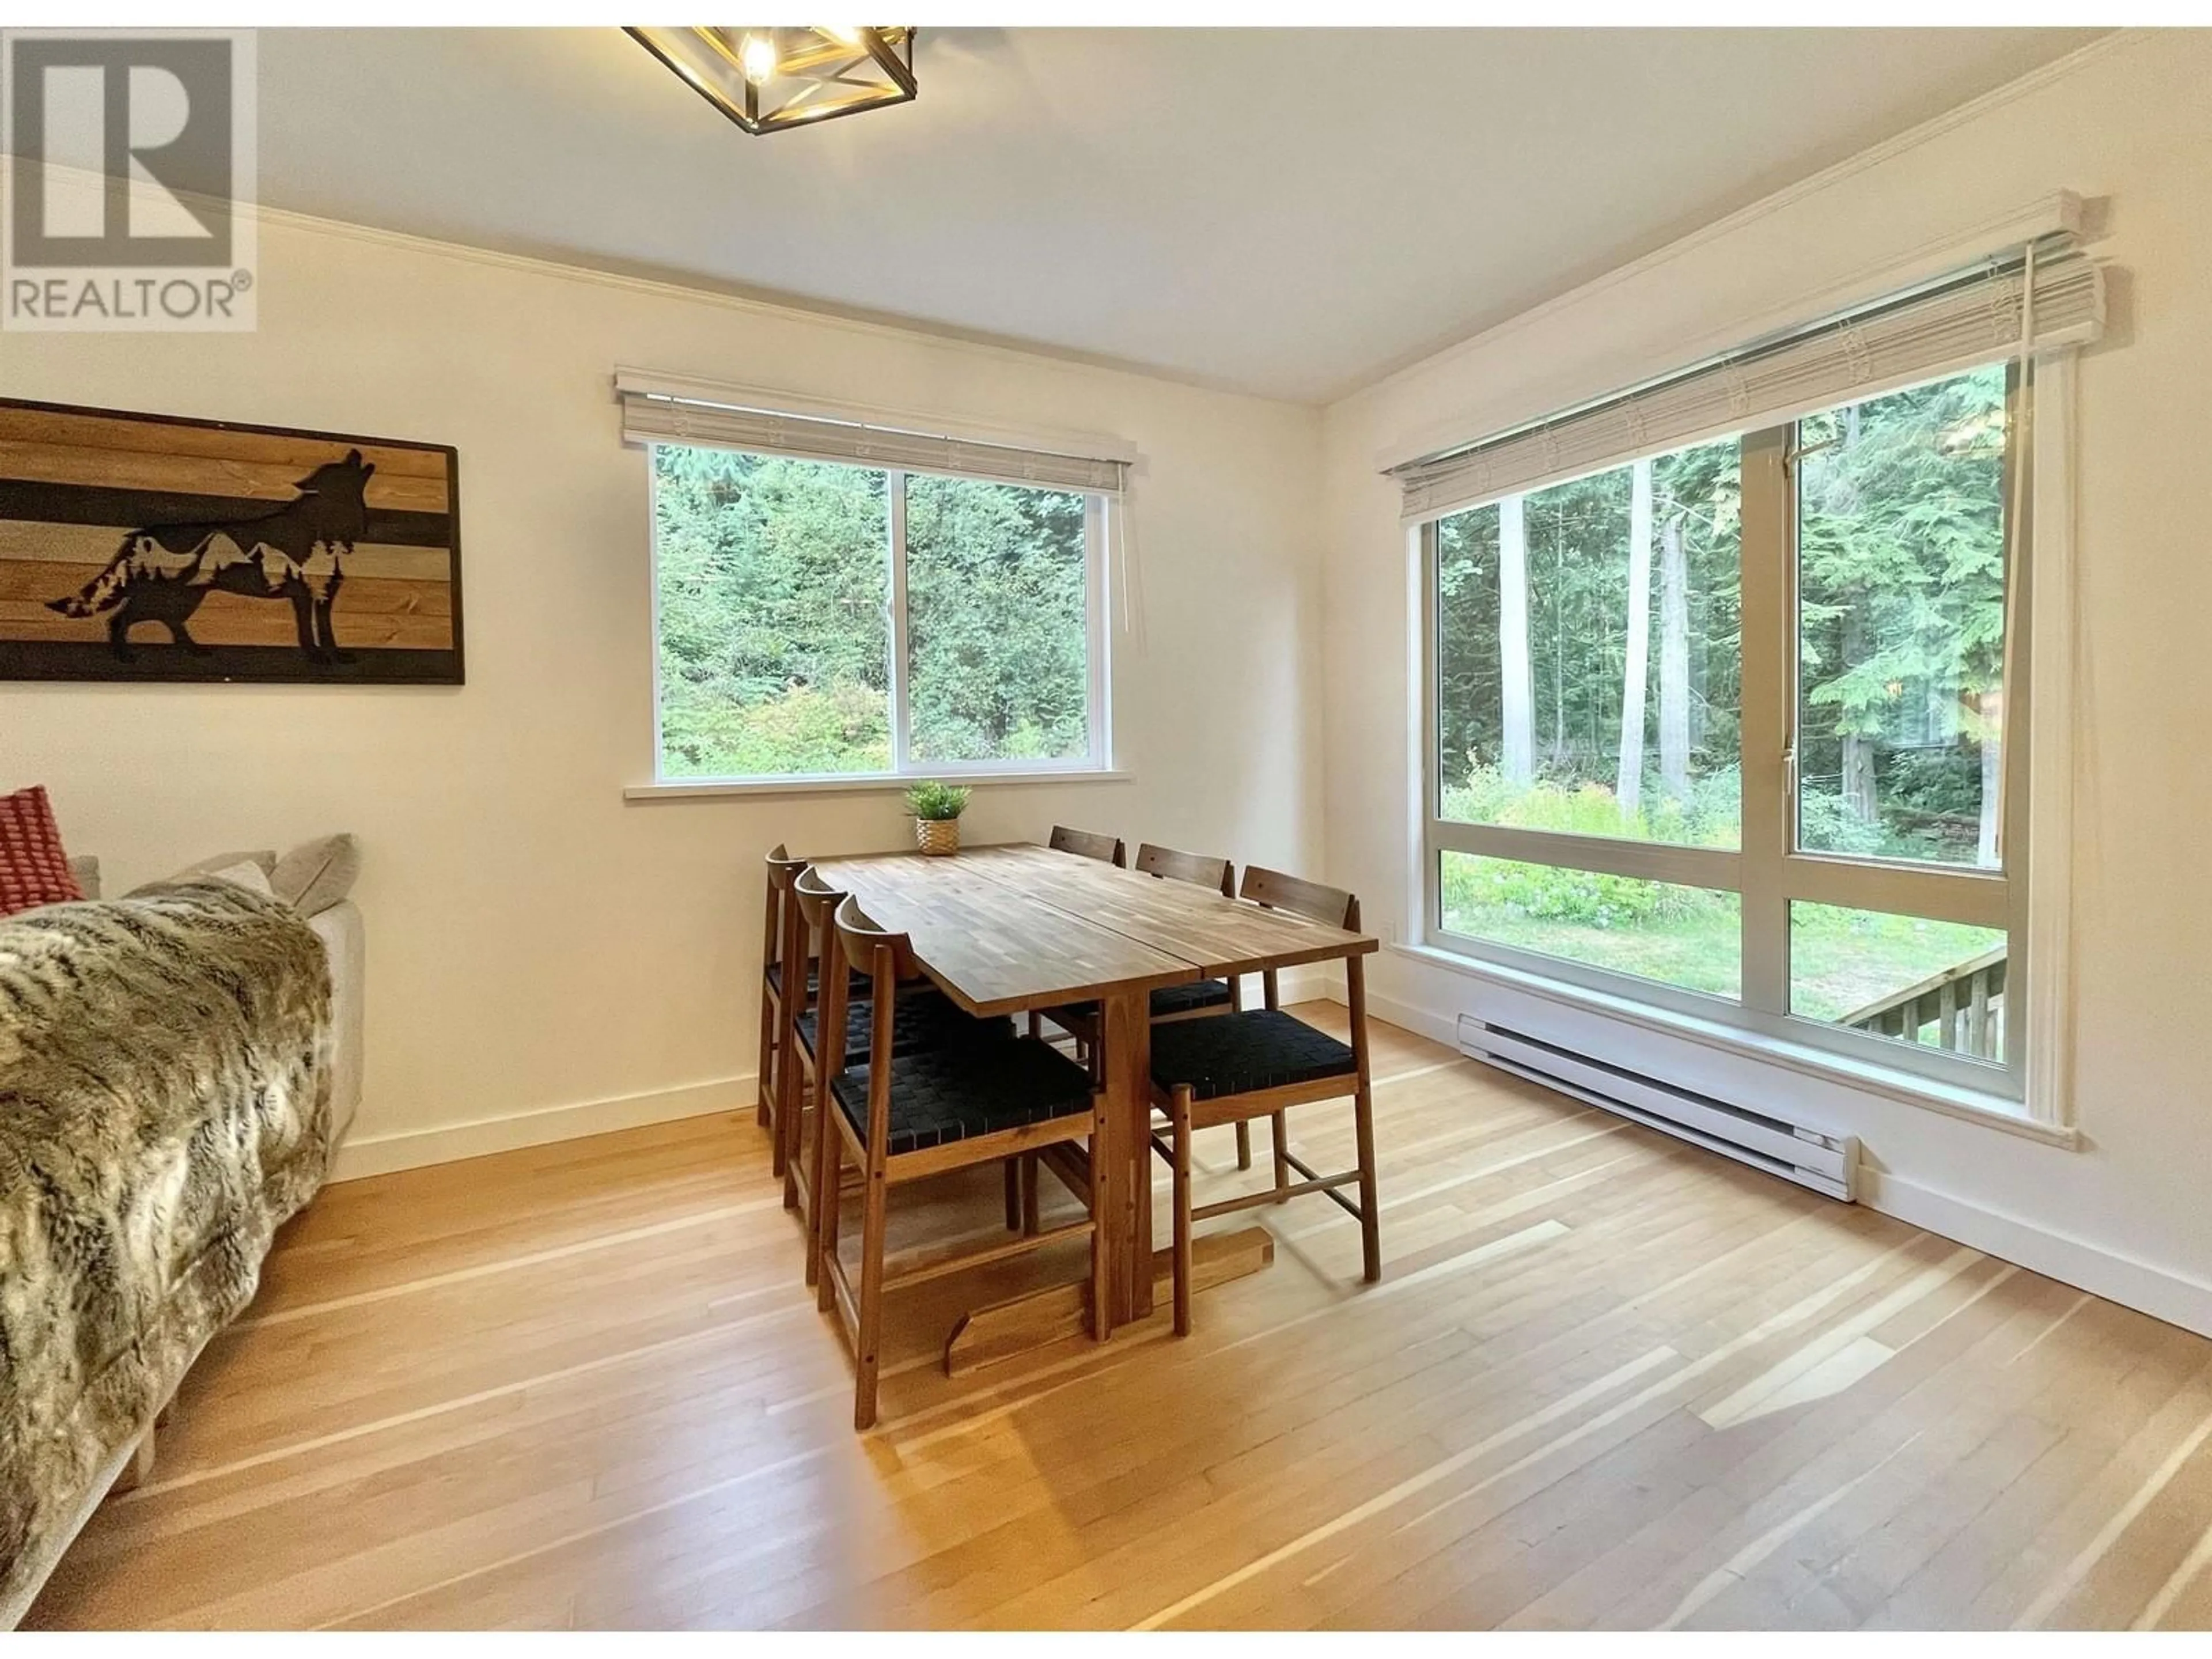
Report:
0,786,84,918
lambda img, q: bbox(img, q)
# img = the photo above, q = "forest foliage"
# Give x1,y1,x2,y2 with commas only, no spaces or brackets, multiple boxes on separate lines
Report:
1435,363,2009,870
652,447,1091,779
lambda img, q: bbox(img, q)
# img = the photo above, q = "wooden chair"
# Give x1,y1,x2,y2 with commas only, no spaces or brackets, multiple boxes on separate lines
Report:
814,893,1112,1429
780,866,851,1243
1035,840,1257,1166
1132,843,1256,1169
780,867,1013,1244
1048,824,1126,867
1028,826,1126,1069
1149,866,1378,1336
756,844,810,1156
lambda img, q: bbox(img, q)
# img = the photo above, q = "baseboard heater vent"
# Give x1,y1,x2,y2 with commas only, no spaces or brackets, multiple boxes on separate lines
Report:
1458,1015,1858,1202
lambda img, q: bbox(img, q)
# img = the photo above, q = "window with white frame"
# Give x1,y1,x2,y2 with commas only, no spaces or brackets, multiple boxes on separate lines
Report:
622,383,1122,783
1402,236,2103,1108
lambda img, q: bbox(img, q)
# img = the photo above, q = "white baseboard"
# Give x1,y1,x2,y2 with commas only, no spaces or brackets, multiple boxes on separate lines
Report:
1861,1169,2212,1339
1277,982,1461,1050
1238,964,1342,1008
1366,988,1459,1047
328,1074,753,1183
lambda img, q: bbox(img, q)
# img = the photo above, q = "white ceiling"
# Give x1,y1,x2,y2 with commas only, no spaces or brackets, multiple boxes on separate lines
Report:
256,28,2104,404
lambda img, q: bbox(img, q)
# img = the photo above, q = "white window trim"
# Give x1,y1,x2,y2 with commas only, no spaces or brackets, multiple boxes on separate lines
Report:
1406,350,2078,1135
642,456,1118,790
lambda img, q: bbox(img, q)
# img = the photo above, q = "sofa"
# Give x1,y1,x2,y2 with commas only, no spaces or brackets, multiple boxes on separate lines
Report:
0,844,365,1628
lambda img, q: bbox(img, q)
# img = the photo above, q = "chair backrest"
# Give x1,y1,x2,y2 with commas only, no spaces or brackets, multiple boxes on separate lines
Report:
1049,824,1126,867
1136,842,1234,897
792,865,844,931
1241,864,1359,931
825,895,915,1124
832,892,914,984
762,843,809,969
787,866,844,1013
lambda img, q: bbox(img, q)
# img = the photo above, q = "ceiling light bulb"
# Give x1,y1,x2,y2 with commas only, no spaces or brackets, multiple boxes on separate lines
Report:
740,33,777,85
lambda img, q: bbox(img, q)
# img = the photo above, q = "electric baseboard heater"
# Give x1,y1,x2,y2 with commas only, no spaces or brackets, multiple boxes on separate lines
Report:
1458,1014,1858,1202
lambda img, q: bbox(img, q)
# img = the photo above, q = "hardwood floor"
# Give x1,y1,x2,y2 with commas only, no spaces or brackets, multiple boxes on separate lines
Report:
26,1008,2212,1630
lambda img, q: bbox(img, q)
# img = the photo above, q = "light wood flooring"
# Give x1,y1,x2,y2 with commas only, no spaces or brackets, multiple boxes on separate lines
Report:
26,1009,2212,1630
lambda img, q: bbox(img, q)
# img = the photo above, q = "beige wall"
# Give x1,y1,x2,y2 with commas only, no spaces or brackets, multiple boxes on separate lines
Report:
1317,31,2212,1330
0,213,1326,1173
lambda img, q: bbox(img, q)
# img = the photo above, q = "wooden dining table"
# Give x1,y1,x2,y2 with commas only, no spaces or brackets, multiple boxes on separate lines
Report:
810,842,1377,1364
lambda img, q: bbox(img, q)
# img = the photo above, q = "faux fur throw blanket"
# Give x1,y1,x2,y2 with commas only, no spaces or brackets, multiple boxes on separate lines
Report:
0,881,334,1618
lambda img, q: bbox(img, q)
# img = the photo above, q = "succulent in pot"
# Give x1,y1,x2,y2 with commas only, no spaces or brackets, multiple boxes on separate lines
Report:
905,780,971,856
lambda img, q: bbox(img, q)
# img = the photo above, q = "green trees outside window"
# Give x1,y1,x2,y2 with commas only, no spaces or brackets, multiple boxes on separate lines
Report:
1796,363,2010,868
1436,434,1743,849
651,448,1099,781
905,474,1089,764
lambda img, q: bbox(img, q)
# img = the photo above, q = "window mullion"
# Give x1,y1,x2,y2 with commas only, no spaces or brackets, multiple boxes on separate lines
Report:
1779,855,2008,931
1432,821,1740,890
888,469,911,774
1737,425,1793,1018
1087,495,1109,768
2000,361,2035,1076
1419,520,1442,944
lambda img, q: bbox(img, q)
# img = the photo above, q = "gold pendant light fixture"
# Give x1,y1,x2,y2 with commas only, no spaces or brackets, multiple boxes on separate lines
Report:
627,27,916,136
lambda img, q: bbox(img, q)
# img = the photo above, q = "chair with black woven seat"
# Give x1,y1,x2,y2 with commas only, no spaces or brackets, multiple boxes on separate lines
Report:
1034,840,1260,1169
1132,843,1253,1168
756,844,809,1148
770,861,856,1200
813,893,1112,1430
781,866,1014,1252
1133,843,1237,1004
1149,865,1378,1336
763,851,880,1186
1027,825,1129,1070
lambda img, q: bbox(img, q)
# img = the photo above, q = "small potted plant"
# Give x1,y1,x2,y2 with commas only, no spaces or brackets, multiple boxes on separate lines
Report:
905,779,971,857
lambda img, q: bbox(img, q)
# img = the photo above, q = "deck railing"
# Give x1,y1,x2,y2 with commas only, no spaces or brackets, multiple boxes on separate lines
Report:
1840,947,2008,1059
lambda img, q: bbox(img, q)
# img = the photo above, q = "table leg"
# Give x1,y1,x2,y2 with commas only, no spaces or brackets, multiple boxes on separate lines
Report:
1099,987,1153,1324
937,979,1277,1376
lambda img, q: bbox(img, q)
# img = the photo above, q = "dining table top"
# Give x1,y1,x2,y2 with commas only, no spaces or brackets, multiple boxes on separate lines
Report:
809,842,1377,1017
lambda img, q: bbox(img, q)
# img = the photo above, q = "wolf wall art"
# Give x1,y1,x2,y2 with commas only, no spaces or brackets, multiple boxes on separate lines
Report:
0,400,463,684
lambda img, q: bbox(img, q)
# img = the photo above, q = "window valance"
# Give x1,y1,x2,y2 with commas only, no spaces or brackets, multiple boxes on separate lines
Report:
1389,237,2104,523
616,371,1131,495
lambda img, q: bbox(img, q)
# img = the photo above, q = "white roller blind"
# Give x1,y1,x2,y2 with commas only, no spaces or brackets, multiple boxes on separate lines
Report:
1392,240,2105,523
618,382,1130,495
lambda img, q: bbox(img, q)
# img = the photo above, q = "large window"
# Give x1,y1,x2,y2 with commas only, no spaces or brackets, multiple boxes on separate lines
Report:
1423,363,2028,1098
650,446,1108,782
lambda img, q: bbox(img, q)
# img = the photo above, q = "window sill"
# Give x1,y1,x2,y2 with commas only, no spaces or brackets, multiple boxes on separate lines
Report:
625,768,1132,802
1390,940,2078,1151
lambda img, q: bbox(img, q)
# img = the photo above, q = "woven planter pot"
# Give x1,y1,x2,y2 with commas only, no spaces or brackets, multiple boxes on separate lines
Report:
915,816,961,857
